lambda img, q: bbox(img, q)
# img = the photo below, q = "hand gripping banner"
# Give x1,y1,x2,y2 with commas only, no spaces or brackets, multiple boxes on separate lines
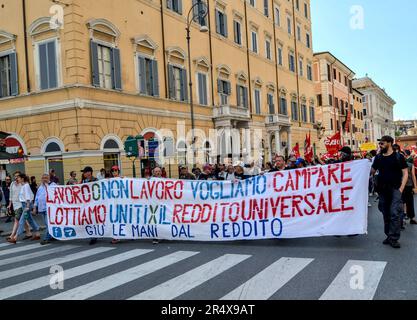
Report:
46,160,371,241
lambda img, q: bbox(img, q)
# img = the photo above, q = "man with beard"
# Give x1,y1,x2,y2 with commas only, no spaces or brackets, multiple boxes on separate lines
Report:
371,136,408,249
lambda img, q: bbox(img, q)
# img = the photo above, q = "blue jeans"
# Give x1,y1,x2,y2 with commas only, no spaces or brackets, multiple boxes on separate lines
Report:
39,211,52,241
16,202,40,239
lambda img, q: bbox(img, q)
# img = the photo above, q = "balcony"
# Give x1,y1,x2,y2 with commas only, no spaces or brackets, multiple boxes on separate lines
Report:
213,105,250,121
265,114,291,128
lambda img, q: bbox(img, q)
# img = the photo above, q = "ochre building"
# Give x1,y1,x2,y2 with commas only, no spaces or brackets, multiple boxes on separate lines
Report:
0,0,318,181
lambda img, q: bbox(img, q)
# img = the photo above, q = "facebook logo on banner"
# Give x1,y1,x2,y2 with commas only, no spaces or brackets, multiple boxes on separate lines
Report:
64,228,76,238
52,227,62,238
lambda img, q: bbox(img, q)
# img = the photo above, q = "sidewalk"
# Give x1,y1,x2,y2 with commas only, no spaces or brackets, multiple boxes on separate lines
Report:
0,214,46,238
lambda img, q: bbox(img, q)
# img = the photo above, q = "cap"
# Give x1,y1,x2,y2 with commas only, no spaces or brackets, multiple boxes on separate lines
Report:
295,158,305,166
81,166,93,173
111,165,120,171
339,146,352,155
377,135,394,144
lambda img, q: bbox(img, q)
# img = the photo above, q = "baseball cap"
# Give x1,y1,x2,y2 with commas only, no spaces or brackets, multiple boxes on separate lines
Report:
111,165,120,171
295,158,305,166
377,136,394,144
81,166,93,173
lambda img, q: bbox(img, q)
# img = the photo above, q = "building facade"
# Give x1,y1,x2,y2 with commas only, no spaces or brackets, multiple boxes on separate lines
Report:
352,88,365,150
0,0,318,180
353,77,396,144
313,52,356,153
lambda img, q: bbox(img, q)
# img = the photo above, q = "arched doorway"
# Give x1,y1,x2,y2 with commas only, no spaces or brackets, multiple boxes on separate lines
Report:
101,136,122,173
42,138,64,185
4,136,26,175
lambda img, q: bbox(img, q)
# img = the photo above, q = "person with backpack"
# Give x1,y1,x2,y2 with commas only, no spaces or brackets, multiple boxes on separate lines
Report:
403,150,417,225
371,136,408,249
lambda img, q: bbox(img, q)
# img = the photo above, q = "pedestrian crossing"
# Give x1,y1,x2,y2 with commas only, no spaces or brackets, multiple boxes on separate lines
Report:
0,242,388,300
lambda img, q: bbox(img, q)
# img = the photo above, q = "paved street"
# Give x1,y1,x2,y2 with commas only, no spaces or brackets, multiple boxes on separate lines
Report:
0,195,416,300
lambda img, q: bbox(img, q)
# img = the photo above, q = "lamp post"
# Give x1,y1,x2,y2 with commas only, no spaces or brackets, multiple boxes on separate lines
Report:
186,0,208,167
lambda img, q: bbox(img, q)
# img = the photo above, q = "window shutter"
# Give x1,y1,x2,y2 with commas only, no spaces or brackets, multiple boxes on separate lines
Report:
192,0,198,21
9,52,18,96
180,68,188,101
168,64,175,99
151,60,159,97
111,47,122,90
202,73,208,105
217,79,222,93
236,85,241,106
39,43,49,90
138,56,146,94
177,0,183,14
90,40,100,87
226,81,231,95
215,10,221,34
47,41,58,89
243,87,248,108
167,0,172,9
223,13,228,37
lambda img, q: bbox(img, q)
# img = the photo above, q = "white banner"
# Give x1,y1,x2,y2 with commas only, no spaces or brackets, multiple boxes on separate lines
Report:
46,160,371,241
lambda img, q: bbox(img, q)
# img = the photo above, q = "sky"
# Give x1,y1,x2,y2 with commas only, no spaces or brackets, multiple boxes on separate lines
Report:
311,0,417,120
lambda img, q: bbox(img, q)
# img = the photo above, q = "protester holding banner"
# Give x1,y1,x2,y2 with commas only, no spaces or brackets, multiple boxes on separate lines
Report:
34,173,56,245
372,136,408,249
270,156,287,172
111,166,123,245
80,166,99,245
179,166,196,180
198,164,215,181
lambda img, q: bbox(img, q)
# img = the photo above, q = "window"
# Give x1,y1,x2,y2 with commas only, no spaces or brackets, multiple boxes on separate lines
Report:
250,0,255,7
299,58,303,77
91,41,122,90
103,138,121,174
192,0,207,25
254,89,261,114
307,63,312,80
317,94,322,106
0,53,18,98
338,72,341,82
289,52,295,72
275,7,280,26
197,73,208,105
38,40,59,90
277,46,283,65
236,85,248,108
251,31,258,53
301,104,307,122
327,64,331,81
287,16,292,34
330,118,334,130
344,76,348,86
306,33,311,48
297,25,301,41
168,64,187,101
215,9,228,37
291,101,298,121
267,93,275,114
296,0,300,10
329,94,333,106
309,105,315,123
265,40,271,60
279,97,288,115
167,0,182,15
233,20,242,45
335,97,339,109
218,79,231,106
363,108,367,116
333,68,337,80
304,3,308,18
264,0,269,16
138,56,159,96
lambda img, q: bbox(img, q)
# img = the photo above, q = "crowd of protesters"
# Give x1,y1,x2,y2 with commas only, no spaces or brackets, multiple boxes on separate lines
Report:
1,135,416,249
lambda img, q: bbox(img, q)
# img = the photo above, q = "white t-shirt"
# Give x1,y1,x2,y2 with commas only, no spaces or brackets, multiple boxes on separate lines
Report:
19,183,34,203
10,182,23,209
225,172,235,181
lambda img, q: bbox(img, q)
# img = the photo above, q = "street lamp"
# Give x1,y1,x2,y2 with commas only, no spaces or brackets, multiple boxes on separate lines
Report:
186,0,208,167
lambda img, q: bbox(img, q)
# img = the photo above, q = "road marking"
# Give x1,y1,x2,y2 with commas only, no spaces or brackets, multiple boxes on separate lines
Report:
0,243,49,257
46,251,199,300
221,257,314,300
0,249,152,300
0,245,77,267
0,243,11,248
319,260,387,300
128,254,251,300
0,247,115,281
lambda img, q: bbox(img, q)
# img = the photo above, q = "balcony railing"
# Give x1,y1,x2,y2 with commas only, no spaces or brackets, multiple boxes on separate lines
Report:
213,105,250,119
265,114,291,126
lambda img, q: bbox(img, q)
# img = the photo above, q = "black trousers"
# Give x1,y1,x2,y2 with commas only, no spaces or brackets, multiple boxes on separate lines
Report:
402,186,415,219
378,189,403,241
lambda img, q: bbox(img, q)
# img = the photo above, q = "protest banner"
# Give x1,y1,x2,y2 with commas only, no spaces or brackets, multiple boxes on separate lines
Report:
46,160,371,241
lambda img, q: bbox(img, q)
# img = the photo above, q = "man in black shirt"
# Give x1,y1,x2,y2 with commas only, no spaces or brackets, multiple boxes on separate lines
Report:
372,136,408,249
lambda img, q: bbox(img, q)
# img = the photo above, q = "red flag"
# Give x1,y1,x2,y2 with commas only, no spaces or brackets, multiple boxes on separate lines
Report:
291,142,300,158
345,108,351,132
304,133,313,163
324,132,341,156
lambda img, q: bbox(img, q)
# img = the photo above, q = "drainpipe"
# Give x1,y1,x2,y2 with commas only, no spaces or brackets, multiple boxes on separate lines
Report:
160,0,168,98
22,0,31,93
